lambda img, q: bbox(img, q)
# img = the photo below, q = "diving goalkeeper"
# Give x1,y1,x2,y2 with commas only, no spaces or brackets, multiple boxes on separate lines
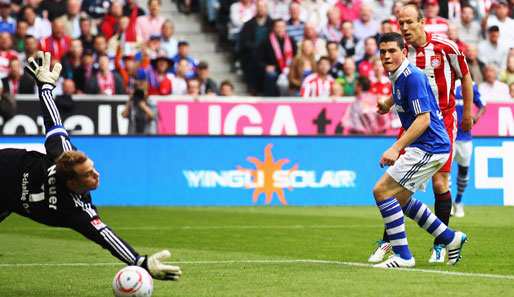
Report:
0,51,181,281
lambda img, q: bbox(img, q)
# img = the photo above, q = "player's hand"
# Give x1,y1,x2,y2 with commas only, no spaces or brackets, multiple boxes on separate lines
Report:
380,147,400,168
377,99,391,115
460,115,473,133
25,51,62,91
143,250,182,281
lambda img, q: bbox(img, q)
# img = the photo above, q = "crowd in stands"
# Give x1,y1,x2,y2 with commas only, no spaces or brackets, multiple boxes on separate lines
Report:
0,0,513,104
0,0,234,101
209,0,514,100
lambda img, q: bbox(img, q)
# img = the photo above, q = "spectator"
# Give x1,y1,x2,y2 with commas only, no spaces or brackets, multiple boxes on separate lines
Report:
424,0,449,36
18,35,37,68
115,54,139,93
24,6,52,40
455,5,481,46
171,40,197,79
510,83,514,99
369,0,393,23
122,89,157,134
482,0,514,47
196,61,218,95
319,7,342,43
386,0,403,32
142,34,167,60
38,18,72,61
81,0,109,24
73,49,95,94
300,56,334,97
341,75,388,134
100,0,124,41
327,41,344,79
298,22,326,60
445,0,461,23
61,39,83,79
257,19,297,96
478,62,510,101
0,32,18,79
11,20,28,53
286,2,304,43
336,57,358,95
41,0,67,21
369,56,391,97
447,23,466,54
219,80,234,96
107,16,143,57
339,20,363,60
78,16,96,53
85,53,125,95
54,79,77,112
58,0,93,39
136,53,173,95
169,57,189,95
123,0,146,17
92,34,114,66
1,57,36,94
299,0,329,32
466,44,485,85
0,0,15,34
352,3,379,41
330,80,344,98
161,20,178,58
135,0,165,42
240,0,273,94
187,77,201,100
356,37,377,78
288,39,316,95
228,0,255,44
499,55,514,85
478,25,510,69
335,0,361,22
268,0,290,21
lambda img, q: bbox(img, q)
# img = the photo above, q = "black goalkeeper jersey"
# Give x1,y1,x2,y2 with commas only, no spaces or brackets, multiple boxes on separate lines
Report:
0,89,141,266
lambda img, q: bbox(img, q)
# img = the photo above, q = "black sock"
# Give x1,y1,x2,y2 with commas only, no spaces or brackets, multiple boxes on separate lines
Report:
434,191,452,245
382,228,389,242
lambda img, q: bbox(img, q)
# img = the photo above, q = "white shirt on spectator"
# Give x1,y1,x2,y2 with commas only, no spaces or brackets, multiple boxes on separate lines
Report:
478,80,510,102
168,74,188,95
455,19,482,46
300,73,334,97
477,39,510,69
268,0,290,21
27,17,52,40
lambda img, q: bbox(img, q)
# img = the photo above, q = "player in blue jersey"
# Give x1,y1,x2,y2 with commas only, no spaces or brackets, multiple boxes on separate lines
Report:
451,80,486,217
371,32,468,268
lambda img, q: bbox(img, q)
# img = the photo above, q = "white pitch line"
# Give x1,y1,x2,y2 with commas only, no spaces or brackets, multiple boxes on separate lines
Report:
1,259,513,280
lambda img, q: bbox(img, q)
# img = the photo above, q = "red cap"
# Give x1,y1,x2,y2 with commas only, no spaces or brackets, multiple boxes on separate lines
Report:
426,0,439,6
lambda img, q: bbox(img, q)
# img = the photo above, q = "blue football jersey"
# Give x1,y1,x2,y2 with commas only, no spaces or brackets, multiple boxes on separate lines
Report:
454,80,485,141
390,59,451,154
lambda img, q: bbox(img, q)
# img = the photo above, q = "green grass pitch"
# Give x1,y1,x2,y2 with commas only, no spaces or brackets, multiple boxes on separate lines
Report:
1,206,513,296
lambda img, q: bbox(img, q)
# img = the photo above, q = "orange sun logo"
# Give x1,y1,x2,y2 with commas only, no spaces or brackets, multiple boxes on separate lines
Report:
237,143,298,205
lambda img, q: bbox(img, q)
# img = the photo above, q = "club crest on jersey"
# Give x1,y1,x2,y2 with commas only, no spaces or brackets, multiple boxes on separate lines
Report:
430,55,442,68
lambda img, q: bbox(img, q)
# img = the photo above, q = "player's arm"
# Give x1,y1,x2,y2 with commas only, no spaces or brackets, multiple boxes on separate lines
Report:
25,51,76,161
459,73,474,133
65,206,181,280
472,84,486,124
380,112,430,167
377,94,394,115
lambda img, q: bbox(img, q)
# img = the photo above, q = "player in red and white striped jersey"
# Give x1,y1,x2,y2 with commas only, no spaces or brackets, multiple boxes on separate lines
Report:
300,56,334,98
368,4,474,264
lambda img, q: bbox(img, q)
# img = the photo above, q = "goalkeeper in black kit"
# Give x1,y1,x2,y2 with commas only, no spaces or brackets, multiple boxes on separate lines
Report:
0,51,181,281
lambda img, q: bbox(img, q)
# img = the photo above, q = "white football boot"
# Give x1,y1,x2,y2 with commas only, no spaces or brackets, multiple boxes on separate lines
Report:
428,244,446,263
373,254,416,268
454,202,465,217
368,241,393,262
446,231,468,265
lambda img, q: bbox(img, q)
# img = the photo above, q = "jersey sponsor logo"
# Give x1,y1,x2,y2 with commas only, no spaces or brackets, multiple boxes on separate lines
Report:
430,55,442,68
91,218,107,230
20,172,30,213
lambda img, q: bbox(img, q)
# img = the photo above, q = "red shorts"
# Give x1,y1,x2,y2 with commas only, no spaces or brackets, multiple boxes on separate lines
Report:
396,109,456,172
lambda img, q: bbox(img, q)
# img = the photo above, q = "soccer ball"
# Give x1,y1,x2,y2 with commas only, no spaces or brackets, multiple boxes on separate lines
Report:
112,266,153,297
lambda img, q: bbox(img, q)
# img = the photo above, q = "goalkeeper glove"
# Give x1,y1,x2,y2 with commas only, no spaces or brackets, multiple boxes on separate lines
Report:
138,250,182,281
24,51,62,91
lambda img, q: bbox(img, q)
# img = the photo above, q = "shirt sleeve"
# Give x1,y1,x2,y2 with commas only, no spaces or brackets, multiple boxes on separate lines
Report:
473,84,485,108
445,40,469,79
406,73,432,115
40,89,76,161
